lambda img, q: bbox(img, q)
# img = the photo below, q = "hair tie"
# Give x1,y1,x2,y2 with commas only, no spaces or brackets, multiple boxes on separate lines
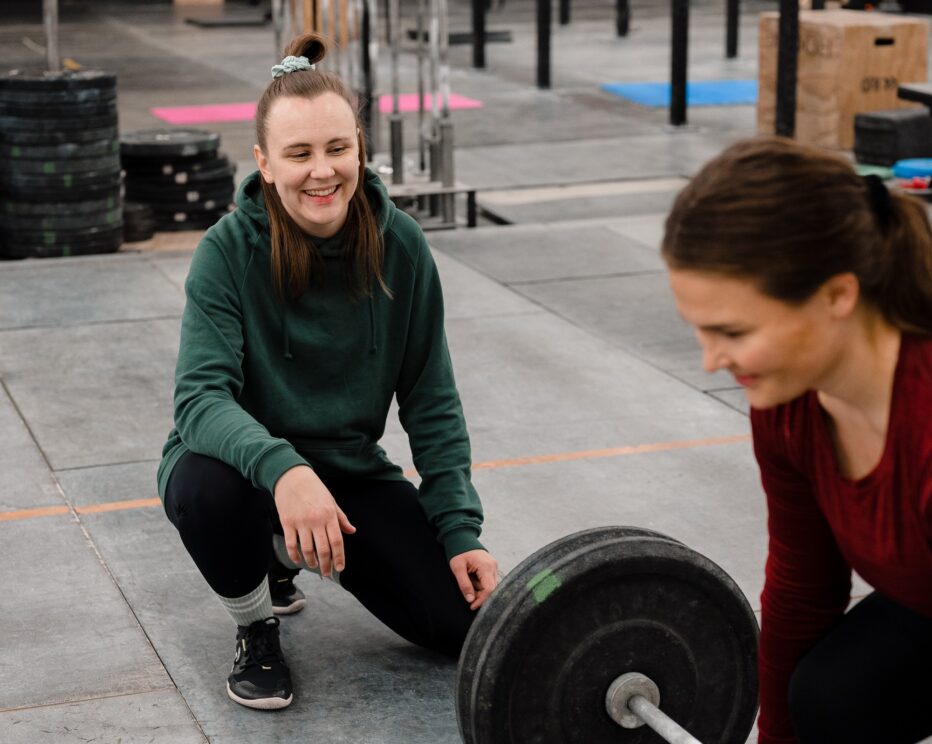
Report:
862,174,891,232
271,55,315,79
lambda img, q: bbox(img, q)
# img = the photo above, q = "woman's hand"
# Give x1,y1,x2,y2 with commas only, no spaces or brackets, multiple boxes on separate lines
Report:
273,465,356,577
449,549,500,610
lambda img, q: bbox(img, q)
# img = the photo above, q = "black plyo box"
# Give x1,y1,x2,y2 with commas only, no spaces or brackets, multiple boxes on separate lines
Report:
854,107,932,166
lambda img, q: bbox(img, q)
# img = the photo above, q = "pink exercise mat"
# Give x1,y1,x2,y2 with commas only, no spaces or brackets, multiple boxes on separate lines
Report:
150,93,483,126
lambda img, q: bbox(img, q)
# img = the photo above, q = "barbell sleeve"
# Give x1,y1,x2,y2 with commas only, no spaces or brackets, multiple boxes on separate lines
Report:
628,694,703,744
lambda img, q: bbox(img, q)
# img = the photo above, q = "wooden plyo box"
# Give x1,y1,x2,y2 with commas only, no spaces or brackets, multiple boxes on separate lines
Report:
758,10,928,149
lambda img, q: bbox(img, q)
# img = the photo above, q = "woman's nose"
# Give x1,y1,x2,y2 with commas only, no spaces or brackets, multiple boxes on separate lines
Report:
309,158,335,178
698,333,725,373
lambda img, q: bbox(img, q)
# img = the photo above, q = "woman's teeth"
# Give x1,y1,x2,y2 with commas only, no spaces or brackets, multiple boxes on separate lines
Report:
304,186,338,197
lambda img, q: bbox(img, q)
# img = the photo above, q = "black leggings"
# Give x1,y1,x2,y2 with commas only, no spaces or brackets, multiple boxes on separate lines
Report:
164,451,475,659
789,591,932,744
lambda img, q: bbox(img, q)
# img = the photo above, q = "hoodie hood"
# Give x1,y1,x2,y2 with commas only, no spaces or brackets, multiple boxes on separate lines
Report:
234,167,396,256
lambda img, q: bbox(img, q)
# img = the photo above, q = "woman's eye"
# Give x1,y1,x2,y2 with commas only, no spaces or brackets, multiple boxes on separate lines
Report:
291,152,309,159
330,147,346,154
721,329,745,339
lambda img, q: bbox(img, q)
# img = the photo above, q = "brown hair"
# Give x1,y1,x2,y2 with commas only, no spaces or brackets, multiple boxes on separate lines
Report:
662,136,932,335
255,33,386,301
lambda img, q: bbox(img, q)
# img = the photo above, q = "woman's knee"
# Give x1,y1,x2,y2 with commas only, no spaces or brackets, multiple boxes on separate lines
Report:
165,452,260,531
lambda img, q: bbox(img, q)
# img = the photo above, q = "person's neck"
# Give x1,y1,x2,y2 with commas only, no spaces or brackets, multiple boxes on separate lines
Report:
816,310,902,436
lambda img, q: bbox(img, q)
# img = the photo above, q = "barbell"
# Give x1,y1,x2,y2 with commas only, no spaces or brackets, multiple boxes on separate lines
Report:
455,526,760,744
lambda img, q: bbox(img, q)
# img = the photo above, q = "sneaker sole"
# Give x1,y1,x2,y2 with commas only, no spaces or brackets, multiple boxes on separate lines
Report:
272,597,307,615
226,683,293,710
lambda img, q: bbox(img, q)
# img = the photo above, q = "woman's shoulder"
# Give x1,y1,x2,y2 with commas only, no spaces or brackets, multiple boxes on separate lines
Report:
187,210,265,285
382,208,430,268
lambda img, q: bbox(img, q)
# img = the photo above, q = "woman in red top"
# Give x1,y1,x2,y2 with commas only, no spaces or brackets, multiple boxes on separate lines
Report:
661,137,932,744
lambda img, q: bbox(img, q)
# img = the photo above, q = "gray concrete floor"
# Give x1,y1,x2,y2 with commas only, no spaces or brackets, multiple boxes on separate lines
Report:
0,0,906,741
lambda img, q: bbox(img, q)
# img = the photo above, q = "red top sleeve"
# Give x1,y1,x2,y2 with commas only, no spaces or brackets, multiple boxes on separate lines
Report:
751,404,851,744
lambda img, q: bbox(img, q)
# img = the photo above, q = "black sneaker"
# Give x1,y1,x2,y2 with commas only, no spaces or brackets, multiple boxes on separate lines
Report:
269,559,306,616
226,617,293,710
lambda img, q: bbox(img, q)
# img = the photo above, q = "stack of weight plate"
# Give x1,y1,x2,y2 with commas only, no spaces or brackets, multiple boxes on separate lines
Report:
120,129,236,233
0,70,122,259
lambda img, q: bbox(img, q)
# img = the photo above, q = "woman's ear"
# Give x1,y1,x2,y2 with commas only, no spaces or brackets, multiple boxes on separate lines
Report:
822,272,860,320
254,144,274,184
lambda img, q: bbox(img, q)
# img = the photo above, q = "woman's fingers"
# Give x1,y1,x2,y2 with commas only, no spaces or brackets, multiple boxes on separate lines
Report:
337,506,356,535
313,524,333,577
284,527,303,567
298,525,318,569
326,519,347,573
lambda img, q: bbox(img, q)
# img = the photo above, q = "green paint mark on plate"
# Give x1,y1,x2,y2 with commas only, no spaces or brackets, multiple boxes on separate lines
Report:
528,569,562,603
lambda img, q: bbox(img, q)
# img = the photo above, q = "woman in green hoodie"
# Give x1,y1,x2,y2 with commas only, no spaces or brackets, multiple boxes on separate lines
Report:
157,33,499,711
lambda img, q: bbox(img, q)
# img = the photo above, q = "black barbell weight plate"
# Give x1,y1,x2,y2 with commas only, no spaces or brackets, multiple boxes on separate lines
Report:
0,154,121,176
456,527,759,744
123,229,155,244
0,139,120,160
125,184,234,207
0,208,123,232
152,212,230,232
125,163,236,188
151,204,233,221
0,192,122,217
0,126,119,145
120,129,221,159
120,152,230,176
125,177,234,198
0,87,116,106
0,167,123,194
1,233,123,259
0,100,118,119
146,197,234,215
1,224,123,246
0,113,119,133
457,525,683,744
0,70,117,92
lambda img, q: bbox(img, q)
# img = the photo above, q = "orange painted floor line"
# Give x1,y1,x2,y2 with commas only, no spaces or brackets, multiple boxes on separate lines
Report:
0,434,750,524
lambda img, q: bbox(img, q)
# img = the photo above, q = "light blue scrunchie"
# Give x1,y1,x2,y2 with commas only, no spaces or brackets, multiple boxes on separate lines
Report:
271,55,315,79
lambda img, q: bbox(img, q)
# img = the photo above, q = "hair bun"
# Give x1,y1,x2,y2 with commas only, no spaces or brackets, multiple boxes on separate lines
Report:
284,33,328,66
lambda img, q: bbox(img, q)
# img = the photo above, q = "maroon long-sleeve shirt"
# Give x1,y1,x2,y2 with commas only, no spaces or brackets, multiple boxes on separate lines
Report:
750,333,932,744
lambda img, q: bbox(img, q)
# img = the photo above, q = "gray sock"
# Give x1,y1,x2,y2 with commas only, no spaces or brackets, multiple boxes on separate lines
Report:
218,579,273,627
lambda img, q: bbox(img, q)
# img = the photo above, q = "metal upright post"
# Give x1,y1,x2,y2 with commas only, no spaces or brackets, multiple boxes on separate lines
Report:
559,0,570,26
43,0,60,71
670,0,689,126
537,0,551,89
271,0,286,59
812,0,825,8
388,0,404,185
617,0,629,37
726,0,738,58
775,0,798,137
361,0,380,155
472,0,486,68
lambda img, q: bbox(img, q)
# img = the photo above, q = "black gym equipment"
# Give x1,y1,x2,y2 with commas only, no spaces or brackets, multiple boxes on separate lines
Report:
120,129,236,234
457,526,759,744
0,67,122,259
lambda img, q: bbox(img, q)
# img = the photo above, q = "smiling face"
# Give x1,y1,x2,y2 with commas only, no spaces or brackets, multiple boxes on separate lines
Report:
254,92,360,239
667,268,859,409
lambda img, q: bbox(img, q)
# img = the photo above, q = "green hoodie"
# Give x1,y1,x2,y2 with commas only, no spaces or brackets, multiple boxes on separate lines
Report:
157,168,483,560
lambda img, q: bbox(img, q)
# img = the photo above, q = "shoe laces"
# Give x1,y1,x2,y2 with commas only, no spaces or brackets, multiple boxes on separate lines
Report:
236,617,285,670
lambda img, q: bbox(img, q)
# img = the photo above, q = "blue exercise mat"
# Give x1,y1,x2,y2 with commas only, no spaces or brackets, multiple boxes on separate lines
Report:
601,80,758,107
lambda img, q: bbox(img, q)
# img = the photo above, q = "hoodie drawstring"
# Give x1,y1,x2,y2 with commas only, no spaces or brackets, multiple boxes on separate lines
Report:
368,295,378,355
282,307,293,360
